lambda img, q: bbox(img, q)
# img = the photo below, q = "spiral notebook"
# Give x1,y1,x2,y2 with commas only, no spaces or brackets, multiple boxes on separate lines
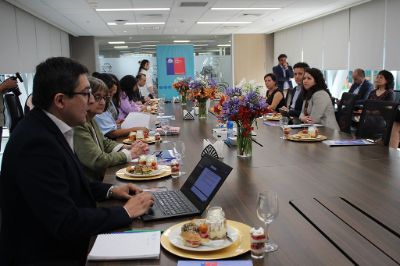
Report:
87,231,161,261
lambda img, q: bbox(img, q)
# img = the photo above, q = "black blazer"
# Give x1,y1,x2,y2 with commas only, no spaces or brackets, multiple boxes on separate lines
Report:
285,86,304,118
349,79,373,104
0,109,132,265
272,64,294,90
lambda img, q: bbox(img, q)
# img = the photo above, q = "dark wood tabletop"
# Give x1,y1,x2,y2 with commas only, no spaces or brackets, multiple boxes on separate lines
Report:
89,103,400,266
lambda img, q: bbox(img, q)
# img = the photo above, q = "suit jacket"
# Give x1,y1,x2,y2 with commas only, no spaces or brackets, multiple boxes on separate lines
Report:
74,119,127,182
285,86,304,118
349,79,373,103
300,90,339,130
272,64,294,90
0,109,132,265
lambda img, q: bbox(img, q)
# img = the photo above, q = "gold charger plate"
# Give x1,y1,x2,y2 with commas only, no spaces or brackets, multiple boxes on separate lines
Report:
287,134,327,142
161,220,250,260
122,136,161,144
116,165,171,181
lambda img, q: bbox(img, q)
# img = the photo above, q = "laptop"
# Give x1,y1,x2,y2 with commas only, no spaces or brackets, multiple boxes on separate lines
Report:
141,154,233,221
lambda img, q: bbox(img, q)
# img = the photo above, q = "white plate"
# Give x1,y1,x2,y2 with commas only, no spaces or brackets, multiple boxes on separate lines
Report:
123,165,168,177
168,225,239,252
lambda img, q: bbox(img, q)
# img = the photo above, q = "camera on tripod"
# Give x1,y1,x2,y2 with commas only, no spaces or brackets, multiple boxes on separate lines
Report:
4,72,23,96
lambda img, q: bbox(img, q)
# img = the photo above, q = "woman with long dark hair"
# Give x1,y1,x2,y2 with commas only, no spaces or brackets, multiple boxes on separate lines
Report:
264,73,285,111
299,68,339,130
118,75,145,120
137,59,155,98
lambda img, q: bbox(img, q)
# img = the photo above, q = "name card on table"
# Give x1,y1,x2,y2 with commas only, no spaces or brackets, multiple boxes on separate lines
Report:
201,139,224,159
183,109,195,120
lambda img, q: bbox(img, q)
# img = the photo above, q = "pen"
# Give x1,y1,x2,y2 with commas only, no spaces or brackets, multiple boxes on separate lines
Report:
252,138,263,147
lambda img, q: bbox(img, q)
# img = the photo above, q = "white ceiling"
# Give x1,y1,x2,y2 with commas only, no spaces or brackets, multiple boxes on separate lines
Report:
6,0,369,37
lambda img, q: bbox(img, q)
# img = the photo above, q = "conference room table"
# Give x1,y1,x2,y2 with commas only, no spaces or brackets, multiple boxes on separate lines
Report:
90,102,400,266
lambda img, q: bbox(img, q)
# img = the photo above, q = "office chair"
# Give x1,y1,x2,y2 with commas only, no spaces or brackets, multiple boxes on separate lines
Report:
356,100,398,145
3,93,24,133
336,92,356,134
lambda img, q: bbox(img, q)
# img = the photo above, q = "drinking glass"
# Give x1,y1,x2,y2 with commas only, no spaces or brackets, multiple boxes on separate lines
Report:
173,140,186,176
256,191,279,252
158,97,165,116
279,117,289,139
160,118,170,143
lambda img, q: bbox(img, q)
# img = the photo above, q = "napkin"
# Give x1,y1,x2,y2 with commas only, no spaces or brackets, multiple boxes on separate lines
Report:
173,96,180,103
201,139,224,159
183,109,195,120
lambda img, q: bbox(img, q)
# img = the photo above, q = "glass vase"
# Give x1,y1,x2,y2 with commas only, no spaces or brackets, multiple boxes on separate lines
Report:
198,99,208,119
180,91,187,106
237,124,252,158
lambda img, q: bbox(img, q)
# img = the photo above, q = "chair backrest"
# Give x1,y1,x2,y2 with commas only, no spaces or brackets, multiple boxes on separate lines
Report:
394,90,400,103
3,93,24,132
356,100,398,145
336,92,356,133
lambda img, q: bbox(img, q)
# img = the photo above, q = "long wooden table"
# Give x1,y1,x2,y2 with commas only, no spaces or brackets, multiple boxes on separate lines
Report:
90,103,400,266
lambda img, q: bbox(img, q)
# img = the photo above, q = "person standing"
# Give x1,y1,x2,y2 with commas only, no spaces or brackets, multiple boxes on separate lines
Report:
0,78,18,149
137,59,155,98
0,57,154,265
272,54,294,91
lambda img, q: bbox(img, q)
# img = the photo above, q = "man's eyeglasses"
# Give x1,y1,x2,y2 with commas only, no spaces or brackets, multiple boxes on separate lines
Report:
93,95,111,102
69,88,92,102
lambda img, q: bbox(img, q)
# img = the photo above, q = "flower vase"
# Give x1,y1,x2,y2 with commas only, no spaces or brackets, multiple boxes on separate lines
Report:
198,100,208,119
180,92,187,106
237,124,252,158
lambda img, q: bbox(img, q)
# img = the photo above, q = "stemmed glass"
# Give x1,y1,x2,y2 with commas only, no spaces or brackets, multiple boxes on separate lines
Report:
256,191,279,252
160,118,170,143
158,97,165,116
173,140,186,176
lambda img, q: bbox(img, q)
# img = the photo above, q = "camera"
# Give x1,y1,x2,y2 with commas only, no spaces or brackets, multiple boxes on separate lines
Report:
4,72,23,96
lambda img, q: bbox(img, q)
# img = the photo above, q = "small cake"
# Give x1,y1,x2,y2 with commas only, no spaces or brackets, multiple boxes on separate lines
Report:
146,155,158,170
250,227,266,256
138,155,147,165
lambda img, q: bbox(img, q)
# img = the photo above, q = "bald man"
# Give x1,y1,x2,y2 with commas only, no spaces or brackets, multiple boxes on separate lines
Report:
349,68,373,104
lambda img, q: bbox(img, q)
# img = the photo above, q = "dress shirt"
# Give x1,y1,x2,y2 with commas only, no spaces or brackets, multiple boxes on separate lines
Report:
281,65,290,89
352,80,364,95
43,110,74,151
291,85,302,110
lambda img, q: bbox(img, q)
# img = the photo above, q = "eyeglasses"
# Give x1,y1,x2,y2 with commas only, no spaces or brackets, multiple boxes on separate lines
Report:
93,95,111,102
69,88,92,102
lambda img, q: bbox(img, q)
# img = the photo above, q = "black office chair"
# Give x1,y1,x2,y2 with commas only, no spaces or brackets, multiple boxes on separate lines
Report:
394,90,400,103
356,100,398,145
336,92,356,134
3,93,24,133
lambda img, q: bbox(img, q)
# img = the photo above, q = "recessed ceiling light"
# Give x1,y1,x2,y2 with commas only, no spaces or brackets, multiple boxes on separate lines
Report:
114,46,128,49
96,8,170,11
124,22,165,25
108,41,125,44
141,44,156,47
141,41,160,43
217,44,231,47
174,40,190,43
193,44,209,47
107,22,117,25
197,21,252,24
123,30,128,33
211,7,281,11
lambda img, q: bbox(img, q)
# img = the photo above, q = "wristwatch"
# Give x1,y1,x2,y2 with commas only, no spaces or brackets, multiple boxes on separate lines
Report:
106,185,115,199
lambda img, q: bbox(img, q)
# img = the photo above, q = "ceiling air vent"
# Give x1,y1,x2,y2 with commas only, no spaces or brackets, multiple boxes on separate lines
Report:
179,2,208,7
241,13,263,17
142,14,163,18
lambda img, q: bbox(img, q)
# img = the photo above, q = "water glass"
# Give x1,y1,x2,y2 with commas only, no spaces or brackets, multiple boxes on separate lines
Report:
257,191,279,252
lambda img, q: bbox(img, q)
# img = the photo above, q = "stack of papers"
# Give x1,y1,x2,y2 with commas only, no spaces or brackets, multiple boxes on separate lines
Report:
87,231,160,261
323,139,375,146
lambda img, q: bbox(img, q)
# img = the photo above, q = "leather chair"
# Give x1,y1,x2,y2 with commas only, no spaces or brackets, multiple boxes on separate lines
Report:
336,92,356,134
3,93,24,133
356,100,398,145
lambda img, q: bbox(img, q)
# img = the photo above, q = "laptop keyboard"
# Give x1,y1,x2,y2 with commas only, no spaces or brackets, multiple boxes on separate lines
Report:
153,191,197,216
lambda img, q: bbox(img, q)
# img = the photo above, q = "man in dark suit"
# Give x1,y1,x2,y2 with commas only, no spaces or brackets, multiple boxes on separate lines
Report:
348,68,373,104
280,62,309,118
0,57,154,265
272,54,294,91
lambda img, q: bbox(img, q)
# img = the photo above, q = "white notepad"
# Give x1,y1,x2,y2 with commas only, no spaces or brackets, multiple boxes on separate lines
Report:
87,231,161,261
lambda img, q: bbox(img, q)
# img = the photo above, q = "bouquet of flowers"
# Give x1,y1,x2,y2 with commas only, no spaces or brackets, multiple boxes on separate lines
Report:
187,77,217,101
172,77,190,95
214,86,270,157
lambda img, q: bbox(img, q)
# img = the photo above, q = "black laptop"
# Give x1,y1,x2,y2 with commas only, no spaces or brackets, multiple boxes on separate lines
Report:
141,154,233,221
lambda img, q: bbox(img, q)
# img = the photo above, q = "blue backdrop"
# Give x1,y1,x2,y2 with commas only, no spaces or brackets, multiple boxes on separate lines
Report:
156,45,194,100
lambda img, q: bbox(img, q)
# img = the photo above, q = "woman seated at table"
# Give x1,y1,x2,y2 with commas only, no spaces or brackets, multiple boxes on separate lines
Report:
299,68,339,130
118,75,146,120
367,70,395,101
264,73,285,111
93,72,120,121
74,77,149,182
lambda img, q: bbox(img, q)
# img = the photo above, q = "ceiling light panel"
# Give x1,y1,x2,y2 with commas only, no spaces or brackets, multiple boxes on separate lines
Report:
108,41,125,44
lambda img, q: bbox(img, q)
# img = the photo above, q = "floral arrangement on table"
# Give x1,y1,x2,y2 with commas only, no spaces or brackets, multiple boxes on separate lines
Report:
188,77,218,118
236,79,263,95
172,77,191,105
213,86,270,157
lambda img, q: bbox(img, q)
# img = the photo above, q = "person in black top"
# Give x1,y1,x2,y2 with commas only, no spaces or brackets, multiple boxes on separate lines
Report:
264,73,285,111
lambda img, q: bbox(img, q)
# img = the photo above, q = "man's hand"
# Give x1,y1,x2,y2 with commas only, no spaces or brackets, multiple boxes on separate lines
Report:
123,192,154,218
111,183,143,200
130,140,149,159
0,78,18,92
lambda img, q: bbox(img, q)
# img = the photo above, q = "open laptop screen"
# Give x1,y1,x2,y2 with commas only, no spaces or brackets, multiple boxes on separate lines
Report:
181,155,232,212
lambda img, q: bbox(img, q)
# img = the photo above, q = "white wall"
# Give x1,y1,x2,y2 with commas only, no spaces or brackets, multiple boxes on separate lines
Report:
0,0,70,73
273,0,400,71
